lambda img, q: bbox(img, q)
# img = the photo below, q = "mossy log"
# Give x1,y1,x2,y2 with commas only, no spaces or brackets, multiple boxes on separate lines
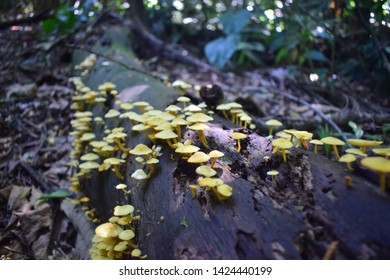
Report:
75,22,390,260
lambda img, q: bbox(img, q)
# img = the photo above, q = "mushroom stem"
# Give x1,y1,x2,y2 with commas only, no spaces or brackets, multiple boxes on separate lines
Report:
313,145,318,154
379,172,386,192
281,149,287,162
268,126,275,136
198,130,209,148
112,165,124,180
221,110,229,120
210,158,217,168
332,145,341,160
346,162,354,171
236,139,242,153
175,125,182,142
146,165,155,179
166,139,176,149
115,139,129,153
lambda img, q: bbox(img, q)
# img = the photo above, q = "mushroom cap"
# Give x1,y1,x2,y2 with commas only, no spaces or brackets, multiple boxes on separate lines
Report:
132,123,150,132
175,144,200,154
131,169,148,180
155,129,178,140
339,154,357,163
177,96,191,102
107,132,127,140
272,138,293,149
310,139,324,145
186,113,214,123
115,183,127,190
320,136,345,146
146,158,159,165
196,165,217,177
80,153,100,161
183,104,202,112
217,184,233,197
372,148,390,157
80,132,96,142
118,230,135,241
114,205,135,216
216,104,231,111
347,139,383,147
293,130,313,140
95,222,123,238
265,119,283,127
231,132,247,140
104,109,120,118
188,152,210,164
131,249,142,257
90,140,108,148
171,117,189,126
187,122,210,131
120,102,134,111
114,241,128,252
198,177,224,187
104,157,125,165
226,102,243,109
208,150,224,158
165,104,182,113
129,144,153,156
79,161,100,169
132,101,150,107
267,170,279,176
345,148,367,157
361,157,390,173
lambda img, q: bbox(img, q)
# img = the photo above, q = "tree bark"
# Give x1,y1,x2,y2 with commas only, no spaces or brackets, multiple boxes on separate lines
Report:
73,21,390,260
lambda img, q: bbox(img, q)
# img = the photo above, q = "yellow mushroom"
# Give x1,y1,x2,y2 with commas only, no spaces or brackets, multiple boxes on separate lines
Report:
360,157,390,192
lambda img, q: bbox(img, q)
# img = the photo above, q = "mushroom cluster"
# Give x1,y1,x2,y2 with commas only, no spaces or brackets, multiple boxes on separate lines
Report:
89,203,146,260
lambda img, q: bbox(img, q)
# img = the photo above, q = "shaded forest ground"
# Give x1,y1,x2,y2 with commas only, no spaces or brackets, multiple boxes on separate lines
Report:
0,13,389,259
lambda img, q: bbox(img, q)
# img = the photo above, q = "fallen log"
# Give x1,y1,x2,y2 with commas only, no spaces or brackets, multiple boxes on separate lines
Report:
70,21,390,260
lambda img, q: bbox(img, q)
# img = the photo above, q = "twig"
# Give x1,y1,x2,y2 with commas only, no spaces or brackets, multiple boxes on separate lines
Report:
66,44,163,81
20,161,51,192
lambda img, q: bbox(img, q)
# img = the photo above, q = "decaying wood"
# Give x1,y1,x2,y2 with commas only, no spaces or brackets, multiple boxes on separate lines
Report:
74,22,390,260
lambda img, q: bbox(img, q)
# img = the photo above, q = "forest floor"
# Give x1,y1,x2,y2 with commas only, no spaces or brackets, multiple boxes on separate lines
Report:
0,18,389,259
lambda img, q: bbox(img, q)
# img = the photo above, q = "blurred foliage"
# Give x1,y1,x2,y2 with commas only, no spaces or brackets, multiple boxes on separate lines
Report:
141,0,390,95
2,0,389,95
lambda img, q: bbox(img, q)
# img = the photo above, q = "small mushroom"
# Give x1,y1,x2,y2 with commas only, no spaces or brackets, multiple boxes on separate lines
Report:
339,154,356,171
360,157,390,192
208,150,224,168
155,129,178,149
196,165,217,177
216,184,233,201
187,123,210,148
267,170,279,185
95,222,123,238
187,152,210,166
188,184,198,199
114,205,135,216
310,139,324,154
103,157,126,179
265,119,283,136
271,138,293,162
320,137,345,160
131,169,148,180
115,183,131,194
230,132,247,153
347,139,383,153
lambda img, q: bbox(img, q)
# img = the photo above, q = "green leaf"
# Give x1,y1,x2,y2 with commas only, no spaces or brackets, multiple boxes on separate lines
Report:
39,189,70,201
219,9,252,35
205,34,240,69
236,41,265,52
275,48,288,64
304,50,329,62
42,18,58,33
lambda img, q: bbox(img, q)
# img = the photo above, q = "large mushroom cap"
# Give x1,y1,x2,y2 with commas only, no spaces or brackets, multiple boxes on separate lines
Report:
231,132,247,140
361,157,390,173
95,222,123,238
129,144,153,156
188,152,210,164
155,129,178,140
321,136,345,146
104,109,120,119
196,165,217,177
114,205,135,216
79,161,100,169
339,154,357,163
272,138,293,149
186,113,214,123
347,139,383,147
265,119,283,127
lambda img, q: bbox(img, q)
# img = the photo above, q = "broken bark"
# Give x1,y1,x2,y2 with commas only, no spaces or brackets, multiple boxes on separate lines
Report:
72,22,390,260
